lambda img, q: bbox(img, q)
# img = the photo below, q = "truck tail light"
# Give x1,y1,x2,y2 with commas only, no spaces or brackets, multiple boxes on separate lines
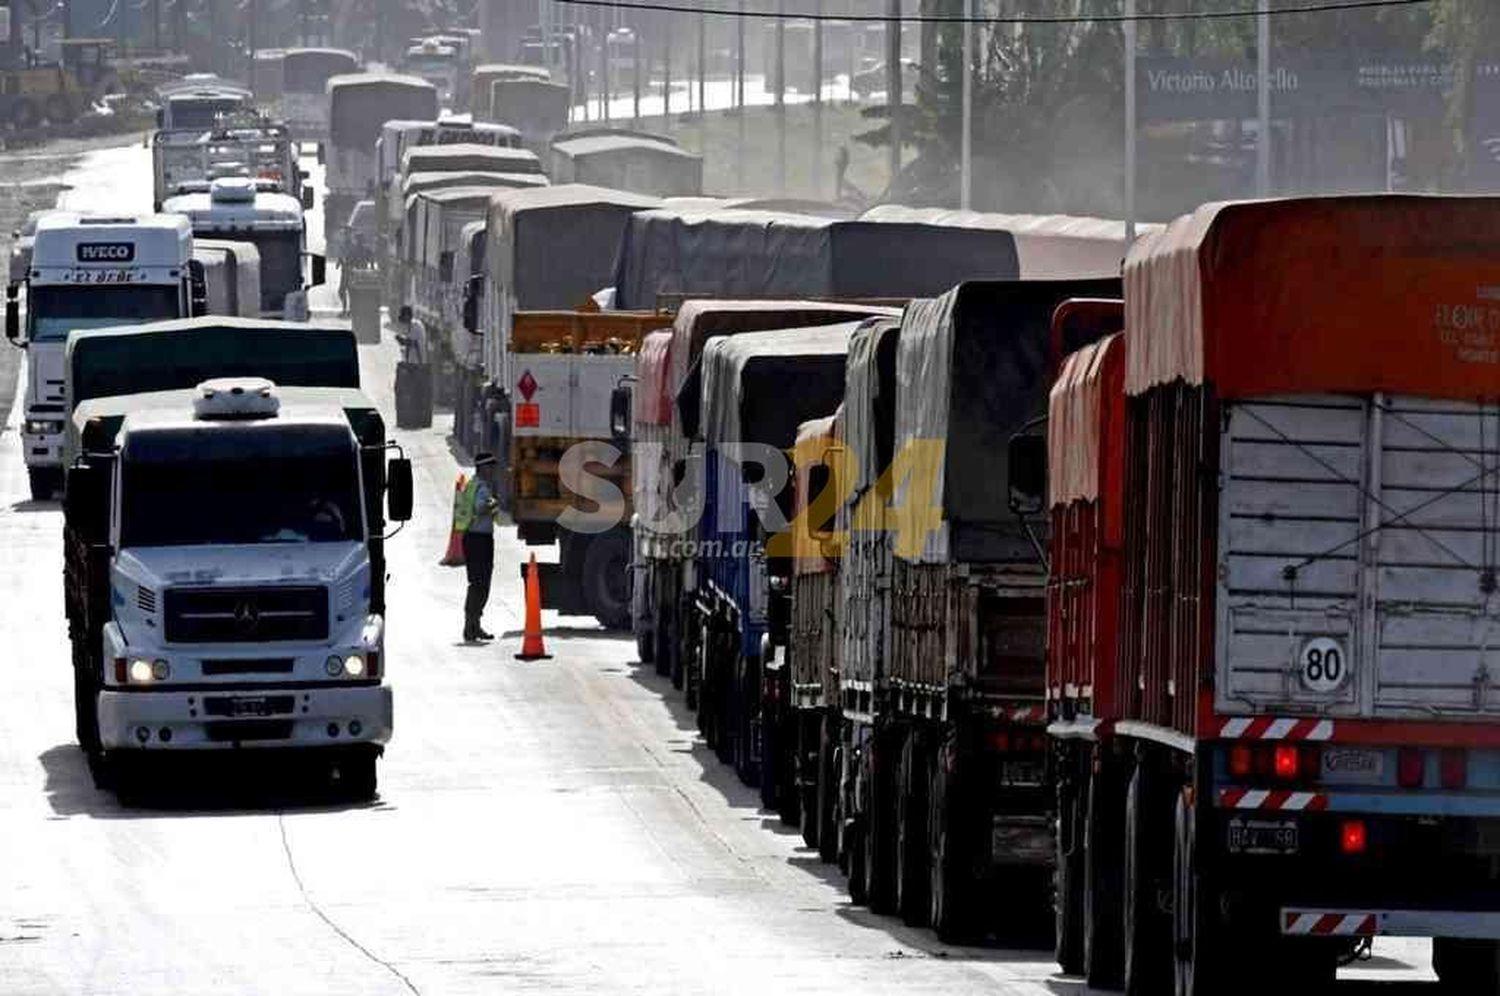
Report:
1273,744,1300,780
1398,747,1425,788
1441,748,1467,790
1340,819,1367,855
1229,743,1252,778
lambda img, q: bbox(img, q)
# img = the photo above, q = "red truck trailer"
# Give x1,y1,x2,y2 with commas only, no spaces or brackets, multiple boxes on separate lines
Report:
1044,196,1500,996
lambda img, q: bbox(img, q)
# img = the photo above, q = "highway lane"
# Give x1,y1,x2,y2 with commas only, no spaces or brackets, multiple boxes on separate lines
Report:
0,143,1440,994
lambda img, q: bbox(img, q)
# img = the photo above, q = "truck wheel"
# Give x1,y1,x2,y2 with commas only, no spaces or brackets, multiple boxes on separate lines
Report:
43,93,73,124
10,97,38,130
799,713,821,848
1434,938,1500,991
1173,787,1226,996
334,752,378,802
896,727,931,927
930,734,974,943
1055,757,1087,975
73,658,101,756
846,820,869,905
735,653,760,788
28,466,60,501
865,728,897,914
1085,751,1125,988
818,716,840,864
583,531,631,630
1123,763,1170,996
637,630,655,668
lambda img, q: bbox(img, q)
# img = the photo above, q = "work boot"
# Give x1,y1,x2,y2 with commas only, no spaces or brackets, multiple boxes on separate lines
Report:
463,622,480,643
476,627,495,641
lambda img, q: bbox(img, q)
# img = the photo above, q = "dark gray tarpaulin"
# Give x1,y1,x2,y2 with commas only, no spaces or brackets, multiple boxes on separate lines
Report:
699,322,862,449
486,184,660,311
328,74,438,150
612,209,1022,310
895,278,1121,565
551,133,704,198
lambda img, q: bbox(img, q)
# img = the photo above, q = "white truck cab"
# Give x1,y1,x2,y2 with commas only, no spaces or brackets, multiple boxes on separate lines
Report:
163,178,325,320
7,213,195,500
69,377,409,797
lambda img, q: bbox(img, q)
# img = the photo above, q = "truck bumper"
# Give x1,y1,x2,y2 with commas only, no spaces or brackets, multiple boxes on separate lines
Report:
97,685,393,750
1281,907,1500,940
22,429,61,468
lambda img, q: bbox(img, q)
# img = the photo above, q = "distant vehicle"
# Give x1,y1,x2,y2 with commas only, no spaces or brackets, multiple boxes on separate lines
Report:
164,177,326,319
325,73,438,260
6,213,197,500
151,116,307,211
404,38,464,110
281,47,359,145
551,131,703,197
155,83,253,133
470,63,548,121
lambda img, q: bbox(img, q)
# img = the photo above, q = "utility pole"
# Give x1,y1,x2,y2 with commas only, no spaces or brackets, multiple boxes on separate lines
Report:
1256,0,1271,197
696,10,705,116
812,0,823,196
775,0,785,193
599,6,610,121
886,0,900,190
1124,0,1136,240
662,15,671,122
152,0,161,52
960,0,972,209
632,26,641,124
736,0,745,189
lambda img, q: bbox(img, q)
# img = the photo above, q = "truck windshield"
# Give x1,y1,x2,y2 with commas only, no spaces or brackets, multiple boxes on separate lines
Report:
243,230,302,312
28,284,181,342
168,97,244,129
122,449,362,548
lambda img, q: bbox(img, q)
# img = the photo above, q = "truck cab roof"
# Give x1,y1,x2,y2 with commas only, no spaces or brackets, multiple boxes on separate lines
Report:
161,182,304,231
31,213,192,271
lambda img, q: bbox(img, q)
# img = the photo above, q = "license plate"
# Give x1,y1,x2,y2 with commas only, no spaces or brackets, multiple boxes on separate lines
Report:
229,696,270,717
1227,817,1299,855
1321,747,1385,785
1001,760,1045,786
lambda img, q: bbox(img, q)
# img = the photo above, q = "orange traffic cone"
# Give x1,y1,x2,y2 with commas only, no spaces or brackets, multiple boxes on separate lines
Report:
515,553,552,661
440,473,467,566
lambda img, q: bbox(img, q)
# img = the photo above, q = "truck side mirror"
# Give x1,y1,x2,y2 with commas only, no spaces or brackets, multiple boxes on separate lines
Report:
438,250,455,283
609,383,631,443
301,186,315,211
64,460,111,542
387,456,414,522
5,285,18,342
462,274,482,334
188,259,207,316
1007,433,1047,516
308,253,326,287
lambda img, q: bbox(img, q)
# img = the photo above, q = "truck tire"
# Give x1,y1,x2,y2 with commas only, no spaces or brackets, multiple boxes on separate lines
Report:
1172,788,1225,996
1085,752,1126,988
800,713,821,849
10,97,38,130
896,727,931,927
817,715,840,864
1055,758,1087,975
334,752,378,802
43,93,73,124
930,734,974,943
846,819,869,905
582,530,631,630
28,466,60,501
1123,763,1170,996
1434,938,1500,992
394,362,433,429
865,727,897,914
735,652,760,788
72,654,101,757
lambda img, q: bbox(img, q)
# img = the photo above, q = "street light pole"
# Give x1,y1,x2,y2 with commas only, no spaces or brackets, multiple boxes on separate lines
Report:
960,0,972,210
1256,0,1271,197
1124,0,1136,240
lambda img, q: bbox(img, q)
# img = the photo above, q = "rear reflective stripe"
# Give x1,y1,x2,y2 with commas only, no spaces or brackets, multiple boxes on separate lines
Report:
1283,912,1378,936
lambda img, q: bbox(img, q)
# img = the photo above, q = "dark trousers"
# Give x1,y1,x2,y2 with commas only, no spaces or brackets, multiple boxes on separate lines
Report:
462,532,494,632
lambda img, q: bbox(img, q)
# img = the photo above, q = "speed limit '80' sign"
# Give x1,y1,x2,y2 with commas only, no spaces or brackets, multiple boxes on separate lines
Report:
1298,637,1349,694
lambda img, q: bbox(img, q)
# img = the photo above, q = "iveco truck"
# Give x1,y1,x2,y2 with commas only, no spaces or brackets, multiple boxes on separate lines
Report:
7,213,196,500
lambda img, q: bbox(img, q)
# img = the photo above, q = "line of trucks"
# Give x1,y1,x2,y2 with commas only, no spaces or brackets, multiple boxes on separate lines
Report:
362,126,1500,985
9,70,409,798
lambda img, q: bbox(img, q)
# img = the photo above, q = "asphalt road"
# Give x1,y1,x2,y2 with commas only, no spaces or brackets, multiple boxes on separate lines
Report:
0,144,1443,994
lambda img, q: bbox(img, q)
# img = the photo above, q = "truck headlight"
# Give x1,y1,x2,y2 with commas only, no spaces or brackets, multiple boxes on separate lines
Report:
126,659,169,683
326,654,365,677
23,419,62,436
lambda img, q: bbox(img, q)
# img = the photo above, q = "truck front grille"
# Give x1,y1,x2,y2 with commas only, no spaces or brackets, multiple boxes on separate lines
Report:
164,586,328,644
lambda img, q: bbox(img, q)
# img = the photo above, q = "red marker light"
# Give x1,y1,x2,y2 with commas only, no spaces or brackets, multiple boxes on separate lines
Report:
1398,747,1425,788
1340,819,1367,855
1441,748,1467,790
1229,744,1252,778
1273,744,1300,780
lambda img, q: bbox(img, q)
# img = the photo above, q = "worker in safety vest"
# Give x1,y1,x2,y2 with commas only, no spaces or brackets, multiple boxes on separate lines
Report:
458,452,500,642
